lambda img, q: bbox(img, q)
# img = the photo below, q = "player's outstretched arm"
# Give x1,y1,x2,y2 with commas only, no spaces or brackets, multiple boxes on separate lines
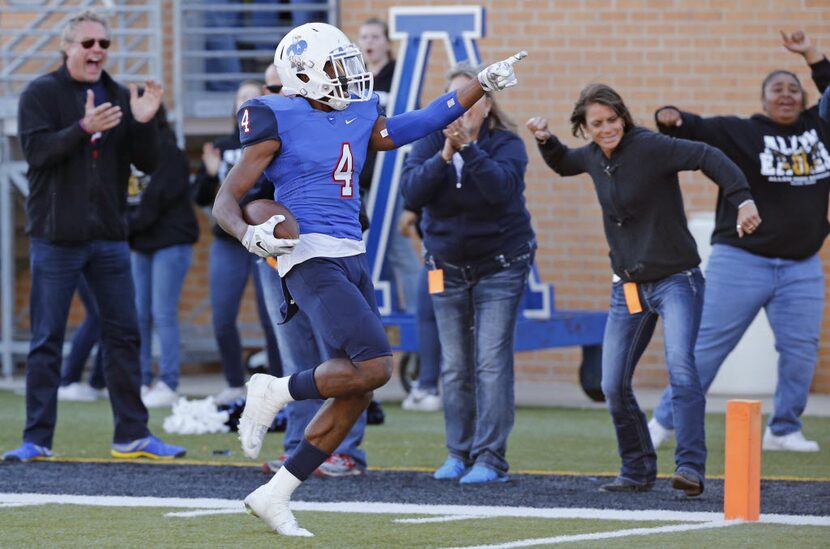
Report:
213,139,280,242
370,51,528,151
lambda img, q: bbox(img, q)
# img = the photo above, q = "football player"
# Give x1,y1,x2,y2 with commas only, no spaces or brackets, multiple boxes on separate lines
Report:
212,22,525,537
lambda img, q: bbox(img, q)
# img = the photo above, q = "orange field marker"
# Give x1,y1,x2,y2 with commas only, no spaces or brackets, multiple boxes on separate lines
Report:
724,399,761,521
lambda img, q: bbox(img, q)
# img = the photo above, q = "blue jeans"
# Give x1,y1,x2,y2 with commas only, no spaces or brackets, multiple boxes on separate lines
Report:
60,275,104,390
602,269,706,484
131,244,193,389
210,238,281,388
25,238,149,447
429,246,533,474
256,261,366,466
416,266,441,391
383,197,422,314
653,245,824,436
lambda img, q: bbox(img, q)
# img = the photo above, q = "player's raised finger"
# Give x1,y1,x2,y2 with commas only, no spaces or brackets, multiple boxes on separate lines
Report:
506,51,528,65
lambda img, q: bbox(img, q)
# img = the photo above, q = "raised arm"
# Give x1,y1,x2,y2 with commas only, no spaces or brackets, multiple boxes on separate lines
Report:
369,52,527,152
127,81,163,175
781,29,823,66
781,29,830,93
525,116,587,177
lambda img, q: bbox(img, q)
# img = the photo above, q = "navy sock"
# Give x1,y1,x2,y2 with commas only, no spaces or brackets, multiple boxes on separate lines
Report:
284,438,330,481
288,367,323,400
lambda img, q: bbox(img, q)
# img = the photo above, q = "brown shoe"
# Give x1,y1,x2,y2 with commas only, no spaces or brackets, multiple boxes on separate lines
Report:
599,477,653,493
671,470,704,497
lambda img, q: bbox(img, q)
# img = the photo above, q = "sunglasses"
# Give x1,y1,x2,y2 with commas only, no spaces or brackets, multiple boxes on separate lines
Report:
76,38,111,50
265,84,283,94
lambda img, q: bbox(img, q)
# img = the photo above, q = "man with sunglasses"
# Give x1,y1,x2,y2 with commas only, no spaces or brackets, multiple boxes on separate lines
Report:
3,10,186,463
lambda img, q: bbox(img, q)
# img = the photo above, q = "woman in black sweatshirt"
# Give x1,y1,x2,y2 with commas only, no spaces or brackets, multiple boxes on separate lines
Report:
128,104,199,407
650,30,830,454
528,84,759,498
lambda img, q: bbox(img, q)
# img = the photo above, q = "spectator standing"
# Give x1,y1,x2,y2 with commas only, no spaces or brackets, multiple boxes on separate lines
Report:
192,80,282,405
2,10,185,462
400,62,535,483
397,208,442,412
649,30,830,453
528,84,759,496
128,104,199,408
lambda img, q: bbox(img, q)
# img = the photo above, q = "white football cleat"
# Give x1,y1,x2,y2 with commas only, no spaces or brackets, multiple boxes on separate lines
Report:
244,484,313,537
762,427,819,452
648,417,674,449
238,374,291,459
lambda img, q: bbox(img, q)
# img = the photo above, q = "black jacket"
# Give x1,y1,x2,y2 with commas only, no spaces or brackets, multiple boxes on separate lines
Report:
538,127,753,282
656,57,830,260
128,128,199,253
192,131,275,241
401,123,535,263
18,65,158,242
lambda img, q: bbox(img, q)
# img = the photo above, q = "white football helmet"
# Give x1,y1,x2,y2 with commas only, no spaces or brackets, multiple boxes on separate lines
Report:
274,23,374,111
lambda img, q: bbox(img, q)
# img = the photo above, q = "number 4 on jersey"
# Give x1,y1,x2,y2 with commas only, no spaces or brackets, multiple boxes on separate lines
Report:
333,142,354,198
240,108,250,134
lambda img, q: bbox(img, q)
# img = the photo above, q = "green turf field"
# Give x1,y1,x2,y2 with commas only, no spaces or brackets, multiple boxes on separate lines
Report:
1,390,827,479
1,389,828,548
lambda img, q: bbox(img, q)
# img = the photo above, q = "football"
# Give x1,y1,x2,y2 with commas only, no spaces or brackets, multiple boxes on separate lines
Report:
242,199,300,240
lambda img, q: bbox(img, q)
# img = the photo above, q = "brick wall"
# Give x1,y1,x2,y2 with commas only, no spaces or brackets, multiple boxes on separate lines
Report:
339,0,830,393
8,1,830,393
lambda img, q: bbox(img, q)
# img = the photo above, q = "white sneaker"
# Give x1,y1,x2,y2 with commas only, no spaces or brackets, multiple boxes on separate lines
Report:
402,387,442,412
238,374,291,459
214,386,246,406
762,427,819,452
58,382,99,402
243,483,313,537
142,382,178,408
648,418,674,449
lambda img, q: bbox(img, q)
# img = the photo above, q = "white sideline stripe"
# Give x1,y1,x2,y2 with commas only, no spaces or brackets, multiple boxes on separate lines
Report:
166,509,245,518
439,520,739,549
394,515,486,524
1,494,829,526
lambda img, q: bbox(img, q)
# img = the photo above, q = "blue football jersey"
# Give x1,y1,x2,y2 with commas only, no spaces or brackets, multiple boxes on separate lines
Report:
237,94,380,242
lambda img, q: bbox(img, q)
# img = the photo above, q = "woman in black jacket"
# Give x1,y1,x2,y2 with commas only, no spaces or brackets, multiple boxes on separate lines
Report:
649,30,830,454
128,104,198,407
528,84,759,497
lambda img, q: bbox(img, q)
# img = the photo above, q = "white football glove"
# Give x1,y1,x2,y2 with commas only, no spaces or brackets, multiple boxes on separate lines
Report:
478,51,528,92
241,215,299,258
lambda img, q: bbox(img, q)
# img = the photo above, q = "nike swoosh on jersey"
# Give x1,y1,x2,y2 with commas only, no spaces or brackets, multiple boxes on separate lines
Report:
345,118,358,124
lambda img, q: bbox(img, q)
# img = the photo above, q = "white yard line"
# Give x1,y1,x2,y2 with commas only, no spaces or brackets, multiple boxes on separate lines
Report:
439,520,740,549
166,509,246,518
1,493,828,527
393,515,487,524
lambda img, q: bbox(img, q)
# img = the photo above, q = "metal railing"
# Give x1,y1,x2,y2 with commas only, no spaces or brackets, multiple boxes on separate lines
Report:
0,0,163,378
172,0,336,135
